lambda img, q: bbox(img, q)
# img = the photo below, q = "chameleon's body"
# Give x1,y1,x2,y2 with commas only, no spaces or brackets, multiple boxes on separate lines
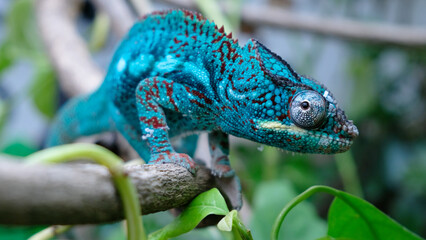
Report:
48,10,358,176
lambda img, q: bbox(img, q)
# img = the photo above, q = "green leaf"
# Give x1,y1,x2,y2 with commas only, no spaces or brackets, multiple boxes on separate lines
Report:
218,210,253,240
316,236,352,240
30,64,57,119
0,100,10,135
217,210,237,232
0,42,15,76
148,188,229,240
0,225,46,240
6,0,41,57
1,141,37,157
327,191,423,240
251,181,327,240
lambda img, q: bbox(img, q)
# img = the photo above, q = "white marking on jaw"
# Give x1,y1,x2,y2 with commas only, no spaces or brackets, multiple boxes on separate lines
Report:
317,136,332,148
116,58,126,72
257,121,307,133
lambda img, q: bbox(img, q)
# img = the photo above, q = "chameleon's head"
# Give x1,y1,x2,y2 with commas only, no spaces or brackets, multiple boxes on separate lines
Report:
237,39,358,154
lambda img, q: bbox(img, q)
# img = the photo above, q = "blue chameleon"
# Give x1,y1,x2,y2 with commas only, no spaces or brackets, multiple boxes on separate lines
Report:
47,9,358,177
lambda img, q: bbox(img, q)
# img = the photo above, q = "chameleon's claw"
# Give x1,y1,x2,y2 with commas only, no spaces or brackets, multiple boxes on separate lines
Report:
212,168,235,178
211,157,235,178
149,152,198,175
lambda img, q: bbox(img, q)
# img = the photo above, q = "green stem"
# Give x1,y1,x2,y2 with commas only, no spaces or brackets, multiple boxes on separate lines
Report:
335,150,363,198
26,143,146,240
28,225,71,240
232,213,253,240
271,185,378,240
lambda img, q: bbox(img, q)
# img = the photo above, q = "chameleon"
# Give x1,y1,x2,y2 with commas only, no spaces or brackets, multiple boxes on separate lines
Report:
47,9,358,177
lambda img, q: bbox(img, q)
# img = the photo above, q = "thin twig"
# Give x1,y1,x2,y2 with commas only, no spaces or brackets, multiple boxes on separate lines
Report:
160,0,426,47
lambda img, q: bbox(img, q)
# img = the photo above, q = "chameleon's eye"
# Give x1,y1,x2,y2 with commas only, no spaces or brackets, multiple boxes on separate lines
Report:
290,90,327,129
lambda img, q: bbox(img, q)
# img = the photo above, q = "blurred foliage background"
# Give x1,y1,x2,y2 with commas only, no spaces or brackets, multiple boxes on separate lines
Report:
0,0,425,239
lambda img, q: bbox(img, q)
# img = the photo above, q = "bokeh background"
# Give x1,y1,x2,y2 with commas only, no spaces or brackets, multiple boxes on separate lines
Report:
0,0,425,239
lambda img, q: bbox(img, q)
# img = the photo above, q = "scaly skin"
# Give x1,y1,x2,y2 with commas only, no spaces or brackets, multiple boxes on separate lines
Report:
47,10,358,176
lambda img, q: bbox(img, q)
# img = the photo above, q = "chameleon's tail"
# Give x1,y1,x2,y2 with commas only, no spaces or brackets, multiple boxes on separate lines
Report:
46,90,113,147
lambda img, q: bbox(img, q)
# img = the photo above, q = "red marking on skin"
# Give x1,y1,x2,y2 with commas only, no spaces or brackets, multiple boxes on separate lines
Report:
158,140,169,145
293,135,302,140
199,23,204,35
139,116,166,128
191,36,197,41
238,59,244,65
233,105,238,111
165,83,179,111
212,34,224,44
251,126,258,131
190,99,205,108
218,26,224,33
277,114,286,121
220,62,227,74
176,54,181,57
215,155,228,163
224,86,230,100
286,139,291,142
173,37,182,44
191,90,213,104
246,74,256,82
249,119,255,124
232,54,240,61
222,41,234,60
181,10,204,21
211,144,216,150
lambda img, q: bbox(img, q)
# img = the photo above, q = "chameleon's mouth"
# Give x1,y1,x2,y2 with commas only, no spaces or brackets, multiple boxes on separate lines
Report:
309,130,354,153
256,120,355,153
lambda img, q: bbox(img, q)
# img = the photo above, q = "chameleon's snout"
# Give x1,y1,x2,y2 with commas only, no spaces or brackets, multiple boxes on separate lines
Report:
343,120,359,138
342,120,359,138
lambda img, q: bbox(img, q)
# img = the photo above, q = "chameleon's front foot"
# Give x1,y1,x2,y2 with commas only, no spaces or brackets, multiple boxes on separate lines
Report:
149,152,198,174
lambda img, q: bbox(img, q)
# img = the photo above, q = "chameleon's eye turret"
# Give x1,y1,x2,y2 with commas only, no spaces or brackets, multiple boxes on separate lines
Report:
290,90,327,129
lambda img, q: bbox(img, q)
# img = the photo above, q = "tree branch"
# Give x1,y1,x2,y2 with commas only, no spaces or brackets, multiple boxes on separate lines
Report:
0,161,215,225
160,0,426,47
36,0,103,97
